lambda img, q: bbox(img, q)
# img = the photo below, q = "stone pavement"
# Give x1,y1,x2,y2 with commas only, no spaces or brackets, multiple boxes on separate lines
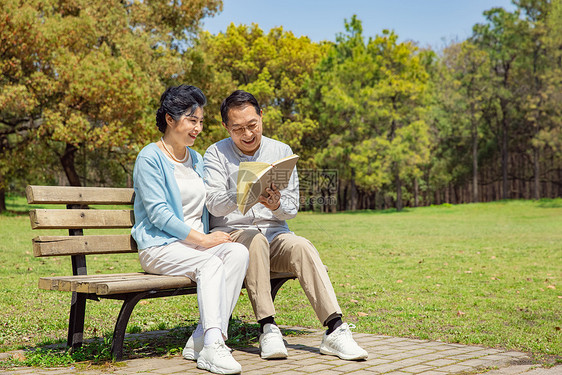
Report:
1,327,560,375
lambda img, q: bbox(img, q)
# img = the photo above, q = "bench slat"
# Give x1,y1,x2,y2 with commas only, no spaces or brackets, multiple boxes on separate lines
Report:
30,209,134,229
26,185,134,205
38,273,196,295
96,276,196,295
63,273,151,293
33,235,137,257
39,273,145,292
72,273,174,293
39,272,296,295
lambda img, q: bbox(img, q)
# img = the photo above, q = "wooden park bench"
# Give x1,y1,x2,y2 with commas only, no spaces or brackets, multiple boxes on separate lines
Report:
26,185,296,360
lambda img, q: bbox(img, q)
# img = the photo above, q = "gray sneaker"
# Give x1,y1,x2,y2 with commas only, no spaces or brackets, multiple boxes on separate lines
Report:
319,323,368,360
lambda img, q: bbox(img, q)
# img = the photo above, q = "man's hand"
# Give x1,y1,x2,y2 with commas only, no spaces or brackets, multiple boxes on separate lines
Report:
259,183,281,211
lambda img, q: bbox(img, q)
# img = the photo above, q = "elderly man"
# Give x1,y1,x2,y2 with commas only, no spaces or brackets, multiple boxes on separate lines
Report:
201,90,367,361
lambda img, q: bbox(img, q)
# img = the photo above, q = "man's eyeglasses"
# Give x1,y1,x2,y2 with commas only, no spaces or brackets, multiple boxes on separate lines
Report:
229,123,259,136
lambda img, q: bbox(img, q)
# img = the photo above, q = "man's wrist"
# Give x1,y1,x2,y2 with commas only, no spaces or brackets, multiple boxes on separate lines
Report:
272,203,283,215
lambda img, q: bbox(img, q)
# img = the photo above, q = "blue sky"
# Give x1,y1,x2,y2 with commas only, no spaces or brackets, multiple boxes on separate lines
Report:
202,0,516,49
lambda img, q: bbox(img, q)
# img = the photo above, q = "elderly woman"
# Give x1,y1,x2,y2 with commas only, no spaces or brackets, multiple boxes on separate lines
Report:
131,85,248,375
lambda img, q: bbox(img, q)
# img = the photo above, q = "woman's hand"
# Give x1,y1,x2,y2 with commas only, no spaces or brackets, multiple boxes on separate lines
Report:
200,231,232,248
185,229,232,248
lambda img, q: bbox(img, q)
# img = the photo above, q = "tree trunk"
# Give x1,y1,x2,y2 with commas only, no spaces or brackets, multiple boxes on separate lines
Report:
395,171,403,211
350,179,358,211
533,146,540,200
472,124,479,203
60,143,82,187
501,117,509,200
414,178,419,207
0,185,6,213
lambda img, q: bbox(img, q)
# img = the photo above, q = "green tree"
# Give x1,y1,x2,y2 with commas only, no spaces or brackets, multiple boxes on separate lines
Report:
0,0,221,211
186,23,327,164
516,0,562,198
472,6,528,199
438,41,493,202
305,16,432,210
471,0,561,200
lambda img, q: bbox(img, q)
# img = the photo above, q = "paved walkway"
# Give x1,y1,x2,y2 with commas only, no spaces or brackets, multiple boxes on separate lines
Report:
1,327,560,375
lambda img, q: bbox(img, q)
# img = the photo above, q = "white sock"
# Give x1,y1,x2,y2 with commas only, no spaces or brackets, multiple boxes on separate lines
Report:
193,323,204,339
203,327,223,346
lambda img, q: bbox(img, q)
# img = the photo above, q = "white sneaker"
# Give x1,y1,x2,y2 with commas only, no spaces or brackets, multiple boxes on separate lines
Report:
182,334,203,360
319,323,368,360
197,340,242,374
259,323,288,359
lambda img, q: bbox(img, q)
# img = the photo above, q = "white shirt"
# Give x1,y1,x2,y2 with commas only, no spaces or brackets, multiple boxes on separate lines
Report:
204,136,299,242
165,153,205,234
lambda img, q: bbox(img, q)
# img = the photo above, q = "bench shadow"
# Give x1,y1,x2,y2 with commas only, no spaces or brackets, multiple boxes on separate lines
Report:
1,325,322,367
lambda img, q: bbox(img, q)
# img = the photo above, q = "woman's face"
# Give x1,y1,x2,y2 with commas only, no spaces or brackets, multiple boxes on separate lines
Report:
168,107,204,147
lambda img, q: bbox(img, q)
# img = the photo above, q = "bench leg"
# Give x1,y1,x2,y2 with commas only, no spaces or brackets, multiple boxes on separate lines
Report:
67,292,87,351
270,278,292,302
111,292,151,360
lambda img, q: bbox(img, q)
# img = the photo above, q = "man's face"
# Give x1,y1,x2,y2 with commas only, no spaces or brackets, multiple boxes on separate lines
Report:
223,104,263,156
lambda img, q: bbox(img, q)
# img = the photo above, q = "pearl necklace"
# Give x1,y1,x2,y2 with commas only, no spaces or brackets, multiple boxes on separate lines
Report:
160,137,188,163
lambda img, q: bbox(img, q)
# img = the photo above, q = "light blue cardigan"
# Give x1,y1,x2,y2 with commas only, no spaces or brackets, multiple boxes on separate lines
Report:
131,143,209,250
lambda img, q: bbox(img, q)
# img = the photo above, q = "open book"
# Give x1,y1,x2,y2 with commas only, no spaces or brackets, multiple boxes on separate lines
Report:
236,154,299,214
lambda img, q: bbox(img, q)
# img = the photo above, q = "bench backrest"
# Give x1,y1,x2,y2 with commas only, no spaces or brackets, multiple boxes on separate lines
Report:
26,186,137,274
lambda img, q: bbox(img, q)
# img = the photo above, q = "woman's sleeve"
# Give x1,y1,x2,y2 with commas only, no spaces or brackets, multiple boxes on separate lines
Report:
134,155,191,240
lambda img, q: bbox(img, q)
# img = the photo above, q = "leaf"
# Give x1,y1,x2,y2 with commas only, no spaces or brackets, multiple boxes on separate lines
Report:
357,312,368,317
457,310,466,316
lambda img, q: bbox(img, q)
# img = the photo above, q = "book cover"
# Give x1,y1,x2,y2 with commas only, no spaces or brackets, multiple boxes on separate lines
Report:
236,154,299,214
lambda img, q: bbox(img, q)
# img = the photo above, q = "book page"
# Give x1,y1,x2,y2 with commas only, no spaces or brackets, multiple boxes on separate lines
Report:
237,161,271,214
236,155,299,214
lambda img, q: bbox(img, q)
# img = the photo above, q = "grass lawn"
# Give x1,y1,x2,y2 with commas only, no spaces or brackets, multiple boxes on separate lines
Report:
0,195,561,367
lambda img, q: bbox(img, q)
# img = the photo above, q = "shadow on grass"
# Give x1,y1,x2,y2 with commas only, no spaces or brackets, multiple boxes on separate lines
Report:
0,210,29,217
328,207,414,215
536,198,562,208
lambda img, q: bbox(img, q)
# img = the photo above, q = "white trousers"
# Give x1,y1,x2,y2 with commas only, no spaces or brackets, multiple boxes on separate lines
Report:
138,241,249,338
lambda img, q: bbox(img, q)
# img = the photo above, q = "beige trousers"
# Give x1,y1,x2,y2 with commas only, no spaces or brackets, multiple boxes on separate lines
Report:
230,229,342,325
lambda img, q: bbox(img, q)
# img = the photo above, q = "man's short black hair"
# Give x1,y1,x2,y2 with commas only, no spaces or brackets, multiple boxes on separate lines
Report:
220,90,261,125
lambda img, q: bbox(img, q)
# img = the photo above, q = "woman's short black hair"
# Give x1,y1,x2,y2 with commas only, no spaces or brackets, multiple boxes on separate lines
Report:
156,85,206,133
220,90,261,125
